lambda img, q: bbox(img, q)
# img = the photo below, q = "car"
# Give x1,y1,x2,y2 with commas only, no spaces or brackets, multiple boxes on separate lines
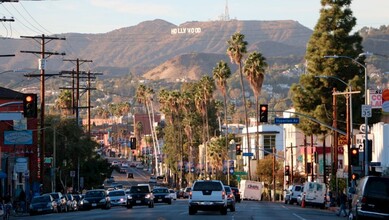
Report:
121,162,129,168
44,192,67,213
79,189,111,210
224,186,236,212
183,187,191,199
152,187,172,204
349,176,389,220
126,184,154,209
130,163,136,168
127,172,134,178
72,194,83,209
231,187,241,203
119,168,127,174
176,188,185,199
169,189,177,200
111,161,119,167
64,194,78,211
149,176,157,184
29,195,57,215
108,190,127,206
285,184,303,205
136,164,144,169
188,180,228,215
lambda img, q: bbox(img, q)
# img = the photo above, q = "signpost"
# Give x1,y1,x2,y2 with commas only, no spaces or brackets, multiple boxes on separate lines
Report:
242,152,254,157
274,117,299,124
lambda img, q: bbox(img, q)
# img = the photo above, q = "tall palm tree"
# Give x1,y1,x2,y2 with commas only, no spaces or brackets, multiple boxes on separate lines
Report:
243,52,267,160
227,32,251,179
212,61,232,180
55,90,72,116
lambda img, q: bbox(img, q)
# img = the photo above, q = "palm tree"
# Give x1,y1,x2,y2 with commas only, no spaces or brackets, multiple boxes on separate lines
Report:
227,32,251,179
212,61,232,182
243,52,267,161
55,90,72,116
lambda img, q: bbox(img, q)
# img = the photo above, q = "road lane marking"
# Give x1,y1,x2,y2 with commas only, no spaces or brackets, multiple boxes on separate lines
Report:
293,213,306,220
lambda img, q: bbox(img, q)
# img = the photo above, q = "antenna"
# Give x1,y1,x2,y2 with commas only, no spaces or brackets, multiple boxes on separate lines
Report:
224,0,230,21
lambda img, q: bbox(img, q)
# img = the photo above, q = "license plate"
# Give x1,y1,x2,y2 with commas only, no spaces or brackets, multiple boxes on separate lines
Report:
200,202,213,205
92,203,97,207
38,209,42,212
136,200,141,204
158,199,162,202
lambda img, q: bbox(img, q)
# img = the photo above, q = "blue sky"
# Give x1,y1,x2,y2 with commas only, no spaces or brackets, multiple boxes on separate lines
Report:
1,0,389,37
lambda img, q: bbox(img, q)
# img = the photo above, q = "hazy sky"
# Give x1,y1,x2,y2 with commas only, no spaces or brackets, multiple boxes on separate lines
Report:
0,0,388,37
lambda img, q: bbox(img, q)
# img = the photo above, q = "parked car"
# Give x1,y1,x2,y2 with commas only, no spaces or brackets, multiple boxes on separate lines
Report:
108,190,127,206
152,187,172,204
64,194,78,211
126,184,154,209
349,176,389,220
72,194,83,209
149,176,157,184
29,195,57,215
224,185,236,212
44,192,67,213
79,189,111,210
285,184,303,205
169,189,177,200
230,187,241,203
188,180,228,215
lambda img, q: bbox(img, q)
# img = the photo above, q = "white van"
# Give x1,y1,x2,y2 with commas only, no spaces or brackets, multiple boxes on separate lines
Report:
301,182,326,208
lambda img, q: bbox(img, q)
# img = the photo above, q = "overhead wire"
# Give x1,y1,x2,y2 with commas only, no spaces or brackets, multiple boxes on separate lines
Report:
19,2,52,35
9,3,45,34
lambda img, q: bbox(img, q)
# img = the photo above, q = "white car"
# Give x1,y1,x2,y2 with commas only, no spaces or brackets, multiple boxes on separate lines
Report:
169,189,177,200
121,162,129,168
108,190,126,206
136,164,144,169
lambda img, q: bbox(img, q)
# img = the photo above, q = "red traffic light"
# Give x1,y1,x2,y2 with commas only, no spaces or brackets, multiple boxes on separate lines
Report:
351,148,358,155
23,93,37,118
259,104,268,122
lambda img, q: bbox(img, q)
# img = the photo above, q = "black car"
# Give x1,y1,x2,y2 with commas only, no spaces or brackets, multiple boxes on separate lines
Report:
152,187,172,204
349,176,389,220
126,184,154,209
231,187,241,203
79,189,111,210
29,195,57,215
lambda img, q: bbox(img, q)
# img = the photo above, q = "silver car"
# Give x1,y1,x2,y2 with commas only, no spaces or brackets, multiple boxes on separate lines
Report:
108,190,126,206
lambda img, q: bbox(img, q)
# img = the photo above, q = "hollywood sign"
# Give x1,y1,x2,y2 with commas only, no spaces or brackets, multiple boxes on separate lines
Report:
171,27,202,35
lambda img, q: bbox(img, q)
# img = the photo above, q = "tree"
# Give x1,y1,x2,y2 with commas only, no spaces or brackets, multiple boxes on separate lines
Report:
291,0,367,137
55,90,72,115
243,52,268,161
227,32,251,179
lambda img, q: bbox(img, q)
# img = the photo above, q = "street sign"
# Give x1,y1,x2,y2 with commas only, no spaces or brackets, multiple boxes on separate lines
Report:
361,105,372,118
370,162,381,167
234,171,247,175
70,170,76,177
274,117,299,124
242,152,253,157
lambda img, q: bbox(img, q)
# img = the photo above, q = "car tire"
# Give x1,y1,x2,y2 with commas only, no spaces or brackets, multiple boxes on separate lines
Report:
126,204,132,209
230,205,236,212
168,200,172,205
220,207,228,215
189,207,196,215
148,202,154,208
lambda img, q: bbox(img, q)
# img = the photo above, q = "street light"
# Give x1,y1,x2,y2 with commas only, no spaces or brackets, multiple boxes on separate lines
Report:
324,54,370,177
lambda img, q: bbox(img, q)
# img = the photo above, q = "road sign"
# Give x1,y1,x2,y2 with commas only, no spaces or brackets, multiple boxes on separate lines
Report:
361,105,372,118
234,171,247,175
370,162,381,167
70,171,76,177
274,117,299,124
242,152,253,157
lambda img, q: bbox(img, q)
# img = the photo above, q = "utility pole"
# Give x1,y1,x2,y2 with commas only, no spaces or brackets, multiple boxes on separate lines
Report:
21,35,66,187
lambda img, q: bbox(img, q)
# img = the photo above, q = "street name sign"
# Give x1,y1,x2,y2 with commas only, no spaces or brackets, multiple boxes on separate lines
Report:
242,152,254,157
274,117,299,124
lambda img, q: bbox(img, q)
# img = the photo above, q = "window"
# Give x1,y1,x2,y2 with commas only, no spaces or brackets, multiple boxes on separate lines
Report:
264,135,276,156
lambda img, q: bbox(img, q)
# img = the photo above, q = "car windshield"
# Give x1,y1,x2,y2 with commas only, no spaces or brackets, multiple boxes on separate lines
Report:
295,186,302,191
86,191,105,198
366,178,389,197
153,188,169,193
109,191,125,196
130,186,149,193
193,182,222,191
32,196,50,203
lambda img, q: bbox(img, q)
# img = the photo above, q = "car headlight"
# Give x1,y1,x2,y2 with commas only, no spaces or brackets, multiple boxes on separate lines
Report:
127,195,132,200
82,199,89,204
165,195,171,198
145,194,151,199
99,199,106,203
120,198,124,202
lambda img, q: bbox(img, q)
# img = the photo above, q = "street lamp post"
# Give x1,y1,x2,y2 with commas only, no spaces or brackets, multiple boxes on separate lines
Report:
324,54,370,177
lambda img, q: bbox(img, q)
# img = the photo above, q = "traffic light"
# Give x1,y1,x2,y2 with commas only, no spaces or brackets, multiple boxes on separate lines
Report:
350,147,359,166
363,139,373,162
351,173,359,180
130,137,136,149
236,144,241,155
259,104,268,122
23,93,38,118
314,152,318,163
285,165,290,176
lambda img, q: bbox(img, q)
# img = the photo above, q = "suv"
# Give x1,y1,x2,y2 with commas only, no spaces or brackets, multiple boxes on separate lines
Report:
285,185,303,205
126,184,154,208
349,176,389,220
188,180,228,215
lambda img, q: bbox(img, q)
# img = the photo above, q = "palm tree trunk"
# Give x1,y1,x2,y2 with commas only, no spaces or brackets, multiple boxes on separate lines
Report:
255,96,259,161
238,61,251,180
224,93,230,184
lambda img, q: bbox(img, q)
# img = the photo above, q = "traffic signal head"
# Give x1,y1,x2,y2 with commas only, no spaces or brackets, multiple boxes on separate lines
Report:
351,173,359,180
23,93,38,118
285,165,290,176
236,144,241,155
130,137,136,149
350,147,359,166
259,104,268,122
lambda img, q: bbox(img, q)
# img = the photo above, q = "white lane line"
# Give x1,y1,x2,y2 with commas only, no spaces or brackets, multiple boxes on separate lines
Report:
293,213,307,220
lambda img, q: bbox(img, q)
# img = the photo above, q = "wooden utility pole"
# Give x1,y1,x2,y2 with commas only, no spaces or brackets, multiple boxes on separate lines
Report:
332,88,338,177
21,35,65,186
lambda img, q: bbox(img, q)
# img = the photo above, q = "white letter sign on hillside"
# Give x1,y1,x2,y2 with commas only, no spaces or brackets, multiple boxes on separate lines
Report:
171,27,202,35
